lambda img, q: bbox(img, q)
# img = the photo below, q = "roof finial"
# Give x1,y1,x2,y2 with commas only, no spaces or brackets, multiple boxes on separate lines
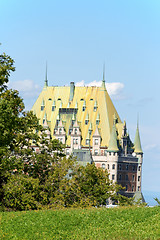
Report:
44,62,48,88
102,63,106,89
137,113,139,129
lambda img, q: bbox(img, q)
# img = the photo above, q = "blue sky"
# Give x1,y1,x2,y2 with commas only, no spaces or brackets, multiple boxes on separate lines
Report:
1,0,160,201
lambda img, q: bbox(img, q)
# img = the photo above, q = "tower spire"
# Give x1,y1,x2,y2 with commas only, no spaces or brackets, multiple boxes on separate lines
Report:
44,62,48,88
101,63,106,89
134,117,143,154
107,122,119,152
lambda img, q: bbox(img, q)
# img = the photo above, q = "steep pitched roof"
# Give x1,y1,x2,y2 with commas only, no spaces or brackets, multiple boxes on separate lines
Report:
107,124,119,152
32,81,122,147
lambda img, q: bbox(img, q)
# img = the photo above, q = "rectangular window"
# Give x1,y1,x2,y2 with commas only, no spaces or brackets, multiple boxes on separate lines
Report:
85,120,89,125
41,106,44,111
107,164,109,170
119,174,122,181
75,138,78,144
95,139,98,145
59,128,62,135
94,150,98,155
125,174,128,181
132,165,136,171
118,164,122,170
66,149,70,155
112,164,115,170
112,174,115,180
126,164,128,171
132,185,134,192
102,163,105,169
125,185,128,191
104,150,107,156
138,166,141,171
93,106,97,112
75,128,77,135
86,139,89,145
96,120,100,125
52,106,55,111
138,186,140,191
138,176,140,181
132,175,135,181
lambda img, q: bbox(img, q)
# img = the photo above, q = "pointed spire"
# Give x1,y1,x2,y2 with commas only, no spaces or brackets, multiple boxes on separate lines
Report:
59,101,63,108
72,112,76,121
67,102,70,108
44,62,48,88
85,112,89,121
88,122,93,132
52,99,56,107
101,63,106,89
122,120,127,137
41,99,45,106
93,126,100,137
107,124,119,152
134,119,143,154
75,101,78,109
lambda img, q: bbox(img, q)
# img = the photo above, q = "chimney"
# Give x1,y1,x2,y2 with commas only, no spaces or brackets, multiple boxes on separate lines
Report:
69,82,75,101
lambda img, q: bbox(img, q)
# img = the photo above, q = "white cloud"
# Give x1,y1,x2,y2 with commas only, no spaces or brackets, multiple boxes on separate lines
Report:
75,80,125,99
8,79,41,97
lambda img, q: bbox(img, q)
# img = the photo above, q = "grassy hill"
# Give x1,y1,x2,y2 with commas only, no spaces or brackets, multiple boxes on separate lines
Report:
0,207,159,239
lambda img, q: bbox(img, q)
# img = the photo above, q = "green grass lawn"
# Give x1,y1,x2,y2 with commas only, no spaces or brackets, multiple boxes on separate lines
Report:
0,207,159,240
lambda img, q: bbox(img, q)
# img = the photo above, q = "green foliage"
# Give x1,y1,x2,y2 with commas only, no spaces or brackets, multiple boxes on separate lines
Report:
3,175,40,211
0,52,15,91
0,207,160,239
154,197,160,206
0,49,138,211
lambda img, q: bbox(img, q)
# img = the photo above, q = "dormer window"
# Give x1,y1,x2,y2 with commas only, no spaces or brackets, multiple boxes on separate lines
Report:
52,106,55,111
94,101,98,112
95,139,98,145
41,99,45,111
82,100,86,111
59,128,62,135
69,128,72,135
96,120,100,125
86,139,89,145
85,120,89,125
94,106,97,112
54,129,57,134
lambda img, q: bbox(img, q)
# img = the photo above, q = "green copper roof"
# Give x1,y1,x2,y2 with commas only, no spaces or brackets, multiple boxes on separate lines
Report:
107,124,119,152
134,124,143,154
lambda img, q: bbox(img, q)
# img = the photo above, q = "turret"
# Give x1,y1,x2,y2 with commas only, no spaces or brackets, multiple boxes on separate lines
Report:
107,123,119,182
134,122,143,154
107,123,119,153
134,120,143,192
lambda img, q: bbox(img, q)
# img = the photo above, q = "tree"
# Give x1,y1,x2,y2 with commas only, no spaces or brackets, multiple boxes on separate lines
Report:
0,52,15,91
